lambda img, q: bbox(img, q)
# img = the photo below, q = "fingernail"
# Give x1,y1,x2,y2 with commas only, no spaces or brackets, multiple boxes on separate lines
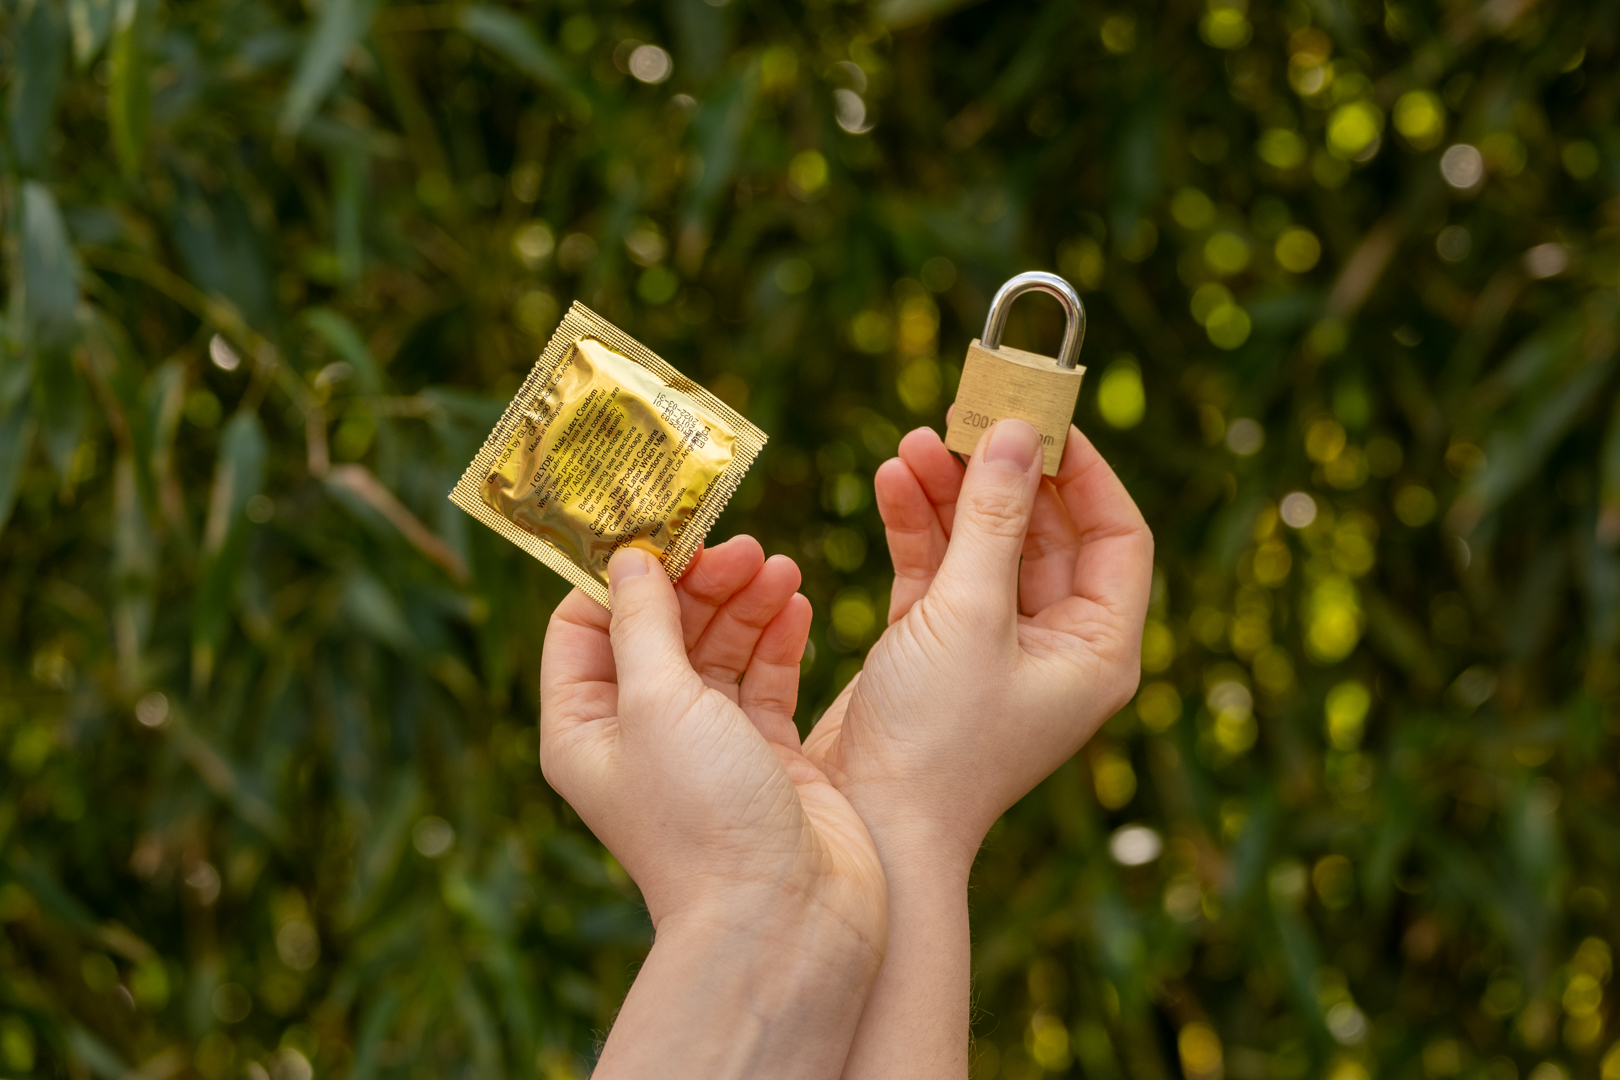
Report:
609,547,653,588
984,420,1041,472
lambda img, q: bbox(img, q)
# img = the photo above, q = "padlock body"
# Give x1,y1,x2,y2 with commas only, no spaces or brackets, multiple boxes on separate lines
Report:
944,339,1086,476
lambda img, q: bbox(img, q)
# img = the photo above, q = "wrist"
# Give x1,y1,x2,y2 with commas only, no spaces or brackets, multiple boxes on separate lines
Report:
838,786,983,888
598,890,884,1080
657,878,887,985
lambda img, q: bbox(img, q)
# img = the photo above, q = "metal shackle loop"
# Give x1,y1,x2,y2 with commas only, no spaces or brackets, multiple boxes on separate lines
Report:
980,271,1087,370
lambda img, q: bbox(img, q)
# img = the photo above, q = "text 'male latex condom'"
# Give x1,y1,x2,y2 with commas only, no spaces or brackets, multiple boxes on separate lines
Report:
450,302,766,608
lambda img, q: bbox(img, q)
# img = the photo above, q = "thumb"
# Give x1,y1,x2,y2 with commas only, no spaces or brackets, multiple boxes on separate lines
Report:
931,419,1043,621
607,547,697,712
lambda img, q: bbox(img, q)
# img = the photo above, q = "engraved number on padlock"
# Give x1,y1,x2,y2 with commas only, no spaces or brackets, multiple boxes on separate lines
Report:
944,271,1087,477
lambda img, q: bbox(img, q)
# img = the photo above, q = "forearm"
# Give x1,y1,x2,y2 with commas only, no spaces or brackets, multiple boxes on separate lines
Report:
838,819,977,1080
596,897,884,1080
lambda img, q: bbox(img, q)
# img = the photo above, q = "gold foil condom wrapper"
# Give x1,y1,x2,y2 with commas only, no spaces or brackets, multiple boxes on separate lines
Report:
450,302,766,608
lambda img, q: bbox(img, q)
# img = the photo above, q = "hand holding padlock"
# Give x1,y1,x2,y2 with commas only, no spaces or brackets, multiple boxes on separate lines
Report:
943,271,1086,476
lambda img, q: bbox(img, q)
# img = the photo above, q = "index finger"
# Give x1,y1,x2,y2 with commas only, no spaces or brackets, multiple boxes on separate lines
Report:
676,535,766,648
540,589,618,738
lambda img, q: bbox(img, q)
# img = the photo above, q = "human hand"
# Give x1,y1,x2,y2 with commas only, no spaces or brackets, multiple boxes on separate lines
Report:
804,421,1154,871
541,536,886,939
540,538,888,1078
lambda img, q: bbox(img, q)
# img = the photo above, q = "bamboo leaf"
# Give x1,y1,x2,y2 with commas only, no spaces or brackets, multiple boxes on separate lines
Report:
0,393,35,538
304,307,383,394
192,412,266,684
1452,348,1616,533
7,0,69,174
340,569,416,652
65,1027,127,1080
107,0,155,176
676,67,758,271
348,989,403,1080
20,182,80,354
279,0,383,136
21,181,86,479
67,0,117,66
458,5,578,94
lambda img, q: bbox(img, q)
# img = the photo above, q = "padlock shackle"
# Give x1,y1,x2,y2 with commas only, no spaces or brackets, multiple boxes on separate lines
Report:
981,271,1086,370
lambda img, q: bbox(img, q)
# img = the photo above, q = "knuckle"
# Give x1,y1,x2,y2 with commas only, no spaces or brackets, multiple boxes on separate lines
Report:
962,484,1031,538
693,659,742,686
611,583,660,624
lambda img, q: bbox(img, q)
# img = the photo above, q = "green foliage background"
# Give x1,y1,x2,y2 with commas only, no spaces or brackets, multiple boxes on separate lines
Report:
3,0,1620,1076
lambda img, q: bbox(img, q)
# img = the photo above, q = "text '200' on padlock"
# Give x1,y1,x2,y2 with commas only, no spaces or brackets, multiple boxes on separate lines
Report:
944,271,1087,477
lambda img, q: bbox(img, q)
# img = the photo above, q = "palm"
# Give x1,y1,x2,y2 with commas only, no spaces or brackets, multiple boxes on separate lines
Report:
542,537,884,928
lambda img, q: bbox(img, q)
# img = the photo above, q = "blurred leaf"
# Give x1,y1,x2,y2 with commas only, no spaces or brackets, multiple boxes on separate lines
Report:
348,989,402,1080
193,412,266,681
7,0,69,174
65,1026,127,1080
279,0,382,136
19,181,81,353
677,66,757,271
170,712,293,845
107,0,155,176
459,5,579,94
168,179,276,330
305,307,383,394
67,0,117,66
0,393,35,537
340,569,416,652
20,182,85,479
7,853,99,930
326,464,469,581
341,775,421,929
1454,330,1616,531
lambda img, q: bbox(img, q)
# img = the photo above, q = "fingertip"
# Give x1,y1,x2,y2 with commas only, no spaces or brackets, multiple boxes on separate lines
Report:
678,533,765,599
898,429,965,510
876,457,936,530
762,551,803,592
874,455,917,498
725,533,766,564
899,425,946,457
875,455,914,483
608,546,657,590
756,591,814,664
778,590,813,635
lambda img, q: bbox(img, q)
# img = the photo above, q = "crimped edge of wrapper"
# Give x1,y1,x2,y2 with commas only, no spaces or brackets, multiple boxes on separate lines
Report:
448,302,767,608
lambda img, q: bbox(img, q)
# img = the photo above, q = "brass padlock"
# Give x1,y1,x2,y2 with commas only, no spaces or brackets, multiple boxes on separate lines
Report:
944,271,1087,476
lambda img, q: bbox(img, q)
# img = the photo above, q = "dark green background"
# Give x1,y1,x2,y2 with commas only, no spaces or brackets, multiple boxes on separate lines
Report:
3,0,1619,1077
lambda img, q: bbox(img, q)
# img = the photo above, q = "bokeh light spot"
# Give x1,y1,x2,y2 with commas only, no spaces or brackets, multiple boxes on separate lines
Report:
1136,681,1182,730
1205,303,1251,349
1393,90,1445,149
628,44,673,84
1327,101,1384,159
1109,824,1163,865
1280,492,1317,529
1258,129,1307,169
1325,680,1371,750
1097,357,1146,429
1440,144,1484,189
1274,227,1322,272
